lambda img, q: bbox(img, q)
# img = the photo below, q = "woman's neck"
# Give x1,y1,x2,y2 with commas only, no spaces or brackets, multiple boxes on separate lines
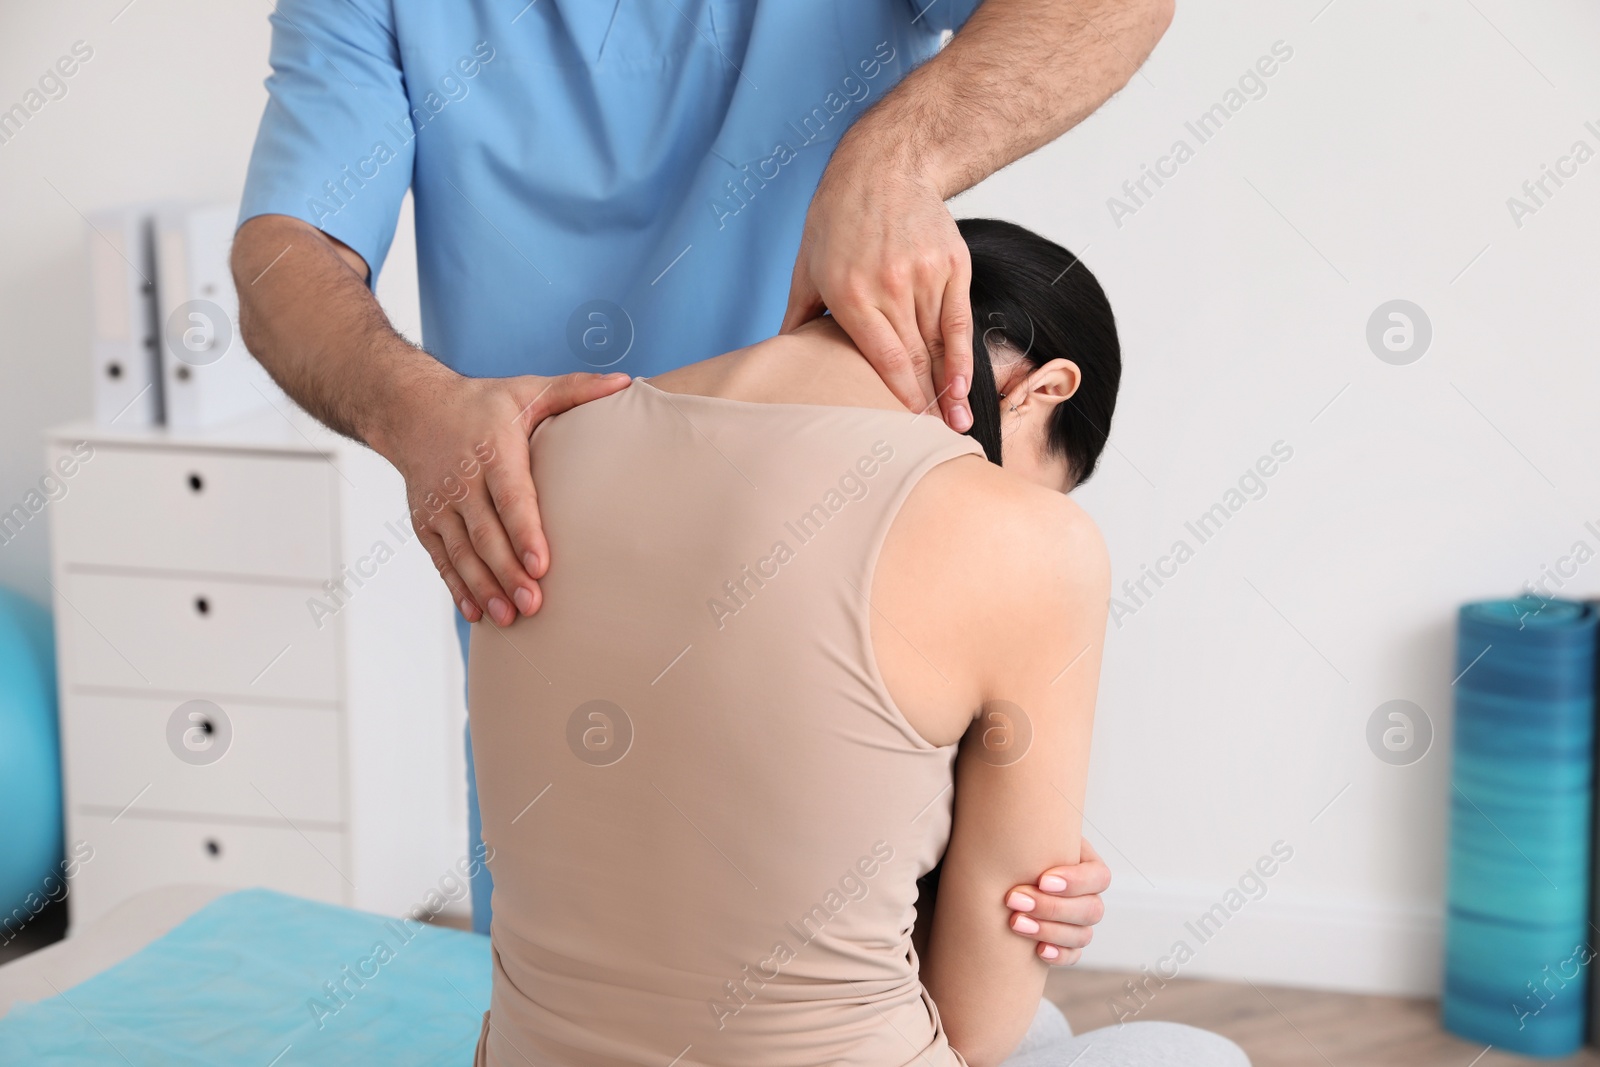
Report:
647,318,908,413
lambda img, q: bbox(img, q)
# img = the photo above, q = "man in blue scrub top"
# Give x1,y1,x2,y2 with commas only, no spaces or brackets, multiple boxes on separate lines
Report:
233,0,1169,945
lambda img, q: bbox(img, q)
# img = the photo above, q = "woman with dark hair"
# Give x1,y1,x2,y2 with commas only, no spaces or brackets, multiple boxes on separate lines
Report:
957,218,1121,479
467,220,1248,1066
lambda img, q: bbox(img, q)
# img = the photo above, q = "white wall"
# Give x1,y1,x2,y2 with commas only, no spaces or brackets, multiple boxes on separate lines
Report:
0,0,422,607
956,0,1600,997
2,0,1597,996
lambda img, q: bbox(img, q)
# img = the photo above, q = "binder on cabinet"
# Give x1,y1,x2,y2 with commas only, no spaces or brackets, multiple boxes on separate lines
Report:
153,202,282,430
86,205,162,428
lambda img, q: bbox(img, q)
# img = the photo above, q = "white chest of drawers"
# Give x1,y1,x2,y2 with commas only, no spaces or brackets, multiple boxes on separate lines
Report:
45,409,466,928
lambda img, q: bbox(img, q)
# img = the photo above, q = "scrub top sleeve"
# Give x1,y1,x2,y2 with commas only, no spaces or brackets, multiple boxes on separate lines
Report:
237,0,413,286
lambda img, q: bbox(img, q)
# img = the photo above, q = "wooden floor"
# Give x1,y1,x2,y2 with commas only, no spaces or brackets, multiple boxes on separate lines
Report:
1049,968,1600,1067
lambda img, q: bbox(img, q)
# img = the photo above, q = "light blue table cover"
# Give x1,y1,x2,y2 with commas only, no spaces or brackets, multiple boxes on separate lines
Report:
0,889,490,1065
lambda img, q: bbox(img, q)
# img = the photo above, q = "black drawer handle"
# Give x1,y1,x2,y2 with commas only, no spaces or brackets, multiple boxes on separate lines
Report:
194,596,210,617
187,472,204,493
203,838,222,858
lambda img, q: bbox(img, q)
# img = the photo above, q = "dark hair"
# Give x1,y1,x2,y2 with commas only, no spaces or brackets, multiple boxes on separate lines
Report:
958,218,1120,485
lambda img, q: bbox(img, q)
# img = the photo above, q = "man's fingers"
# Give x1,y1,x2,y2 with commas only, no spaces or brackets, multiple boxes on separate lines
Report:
417,527,481,623
494,372,623,596
394,372,627,622
833,304,927,416
936,264,974,432
460,495,540,620
781,263,826,335
517,371,631,427
434,509,520,627
890,297,939,417
485,442,550,585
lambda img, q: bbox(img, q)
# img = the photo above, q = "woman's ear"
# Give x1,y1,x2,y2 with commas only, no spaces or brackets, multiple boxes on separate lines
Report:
1009,358,1080,413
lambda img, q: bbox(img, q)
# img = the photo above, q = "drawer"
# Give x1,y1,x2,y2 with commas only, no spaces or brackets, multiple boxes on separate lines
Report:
63,693,344,824
50,443,335,580
67,812,347,927
60,571,340,702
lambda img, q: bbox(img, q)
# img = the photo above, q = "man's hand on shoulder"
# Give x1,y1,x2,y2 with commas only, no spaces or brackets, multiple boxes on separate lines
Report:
233,215,631,627
370,367,630,626
782,149,975,435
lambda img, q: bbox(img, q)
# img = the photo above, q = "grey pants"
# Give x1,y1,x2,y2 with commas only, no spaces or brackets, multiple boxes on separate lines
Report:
1000,999,1250,1066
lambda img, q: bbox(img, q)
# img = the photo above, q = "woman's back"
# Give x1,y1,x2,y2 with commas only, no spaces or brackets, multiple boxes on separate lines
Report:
468,362,989,1066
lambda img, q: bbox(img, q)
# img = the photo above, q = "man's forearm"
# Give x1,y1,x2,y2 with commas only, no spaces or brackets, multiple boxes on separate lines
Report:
841,0,1173,198
231,214,453,458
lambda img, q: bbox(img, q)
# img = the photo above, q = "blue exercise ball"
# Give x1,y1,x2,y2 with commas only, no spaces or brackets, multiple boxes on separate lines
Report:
0,586,62,929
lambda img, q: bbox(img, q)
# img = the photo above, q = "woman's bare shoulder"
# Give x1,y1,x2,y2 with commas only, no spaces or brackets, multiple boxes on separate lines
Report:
924,458,1109,585
879,457,1109,714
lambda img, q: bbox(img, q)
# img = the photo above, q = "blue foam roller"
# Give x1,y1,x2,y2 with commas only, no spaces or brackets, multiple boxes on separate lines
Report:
1442,597,1596,1056
0,586,63,938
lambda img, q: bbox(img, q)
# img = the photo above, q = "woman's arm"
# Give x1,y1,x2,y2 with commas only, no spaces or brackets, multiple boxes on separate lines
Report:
920,497,1110,1067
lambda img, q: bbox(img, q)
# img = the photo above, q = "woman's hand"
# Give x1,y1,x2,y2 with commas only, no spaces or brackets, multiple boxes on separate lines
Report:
1003,838,1110,965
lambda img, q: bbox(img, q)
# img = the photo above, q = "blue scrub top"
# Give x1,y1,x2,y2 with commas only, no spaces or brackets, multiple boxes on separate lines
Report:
239,0,983,380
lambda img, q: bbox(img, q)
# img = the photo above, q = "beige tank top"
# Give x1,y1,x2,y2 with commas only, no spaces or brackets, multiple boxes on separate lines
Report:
469,379,984,1067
